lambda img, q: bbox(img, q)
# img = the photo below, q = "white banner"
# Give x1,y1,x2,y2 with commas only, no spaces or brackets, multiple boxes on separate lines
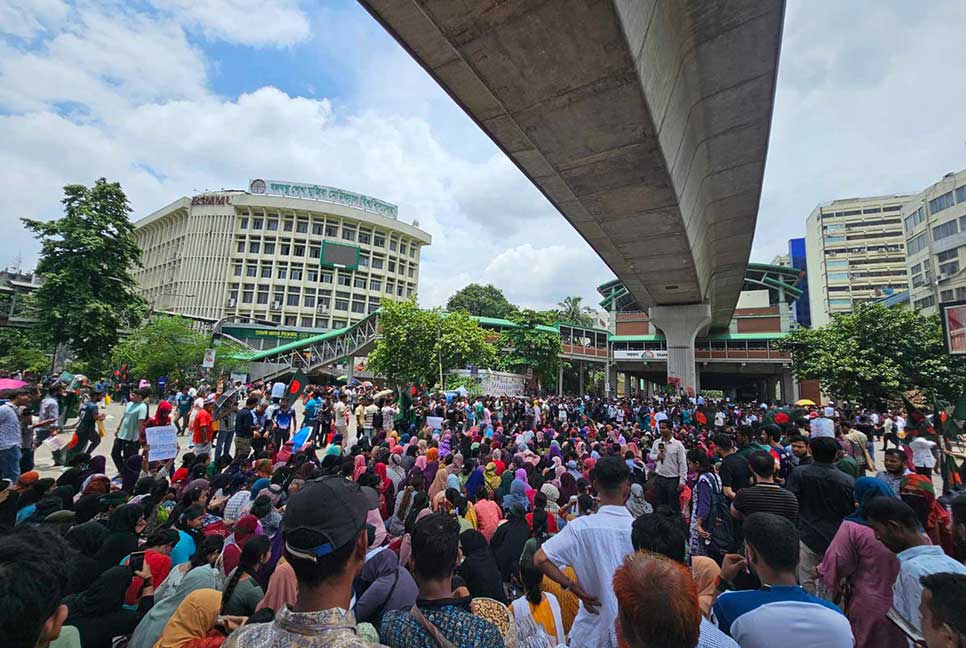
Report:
426,416,444,430
614,349,668,360
145,424,178,461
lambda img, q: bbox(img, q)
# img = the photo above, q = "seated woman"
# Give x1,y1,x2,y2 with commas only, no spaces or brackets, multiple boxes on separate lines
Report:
220,535,271,616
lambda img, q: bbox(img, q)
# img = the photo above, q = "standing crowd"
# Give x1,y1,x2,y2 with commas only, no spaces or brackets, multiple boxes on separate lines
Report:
2,377,966,648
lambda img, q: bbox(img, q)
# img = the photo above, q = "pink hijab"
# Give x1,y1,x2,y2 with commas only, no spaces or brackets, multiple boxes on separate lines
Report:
353,455,367,481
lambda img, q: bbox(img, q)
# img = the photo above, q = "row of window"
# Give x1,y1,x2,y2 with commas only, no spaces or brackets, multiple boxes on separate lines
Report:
908,233,928,256
233,238,416,275
940,286,966,302
232,255,416,280
822,204,902,219
228,272,414,298
237,216,419,257
824,245,904,256
914,295,936,310
905,207,926,231
227,284,392,312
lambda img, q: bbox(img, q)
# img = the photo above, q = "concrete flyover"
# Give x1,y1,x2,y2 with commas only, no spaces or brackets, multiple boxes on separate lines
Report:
359,0,785,389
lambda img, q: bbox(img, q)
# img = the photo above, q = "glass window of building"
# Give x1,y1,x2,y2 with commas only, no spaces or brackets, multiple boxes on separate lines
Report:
335,298,348,310
358,256,369,268
264,241,276,254
234,264,242,276
257,290,269,305
249,241,260,254
246,265,257,277
911,262,922,274
829,298,851,307
408,267,415,278
277,266,287,279
397,285,404,296
825,235,845,243
242,288,254,304
373,234,385,247
354,276,366,289
942,291,955,303
957,287,966,301
283,220,293,232
307,269,318,282
291,268,302,281
280,243,291,255
905,207,925,231
260,265,272,278
333,319,347,328
310,246,320,258
312,223,323,236
304,294,316,308
287,288,300,306
294,245,305,257
240,218,248,229
358,231,371,245
296,222,308,234
370,279,381,291
908,233,927,255
399,243,407,255
933,220,958,241
267,220,278,231
337,273,351,287
388,260,396,273
371,257,384,270
410,246,417,258
389,239,398,252
285,315,297,326
386,281,395,294
252,218,263,230
321,272,333,284
325,224,338,237
959,216,966,232
938,249,959,263
237,241,245,253
351,300,365,313
342,228,356,241
929,191,955,215
319,296,331,311
956,186,966,204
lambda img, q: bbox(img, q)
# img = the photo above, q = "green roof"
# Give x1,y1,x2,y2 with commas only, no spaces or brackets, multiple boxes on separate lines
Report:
471,316,559,334
609,331,787,342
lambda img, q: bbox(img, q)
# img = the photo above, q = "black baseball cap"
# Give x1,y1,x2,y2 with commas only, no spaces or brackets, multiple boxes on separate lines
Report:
283,476,368,561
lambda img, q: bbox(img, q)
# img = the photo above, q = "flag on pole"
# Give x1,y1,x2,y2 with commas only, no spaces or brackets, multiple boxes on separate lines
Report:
286,370,309,401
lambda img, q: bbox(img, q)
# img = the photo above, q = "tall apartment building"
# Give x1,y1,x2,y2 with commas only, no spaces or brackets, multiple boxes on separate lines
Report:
805,195,910,327
903,169,966,315
787,237,811,327
133,179,431,334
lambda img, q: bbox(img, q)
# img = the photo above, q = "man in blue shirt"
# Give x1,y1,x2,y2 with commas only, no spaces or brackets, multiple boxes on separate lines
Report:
864,496,966,638
175,386,193,436
303,391,321,444
713,512,854,647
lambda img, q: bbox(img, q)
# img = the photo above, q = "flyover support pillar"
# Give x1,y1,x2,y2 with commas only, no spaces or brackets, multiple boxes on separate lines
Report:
649,303,712,396
781,372,798,405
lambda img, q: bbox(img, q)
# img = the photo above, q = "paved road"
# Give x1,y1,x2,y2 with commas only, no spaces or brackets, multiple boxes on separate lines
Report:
34,397,358,479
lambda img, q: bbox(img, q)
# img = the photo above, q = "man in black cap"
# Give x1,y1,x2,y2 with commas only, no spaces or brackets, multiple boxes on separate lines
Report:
224,476,383,647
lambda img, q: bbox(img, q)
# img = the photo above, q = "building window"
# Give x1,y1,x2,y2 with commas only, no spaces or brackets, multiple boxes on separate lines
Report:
824,235,845,244
242,289,254,304
397,285,404,297
354,276,367,289
929,191,955,215
410,246,417,258
285,315,297,326
337,274,351,287
267,220,278,231
373,234,385,247
957,287,966,301
283,220,293,232
263,242,275,255
904,207,925,231
280,244,290,256
911,263,922,274
304,294,316,308
829,298,851,307
370,279,381,291
293,245,305,257
290,269,303,281
941,289,955,301
933,220,958,241
277,267,287,279
249,241,260,254
358,256,369,268
827,272,849,281
940,261,960,276
321,272,333,284
358,232,371,245
333,319,347,328
907,233,928,256
408,267,415,278
371,257,384,270
956,186,966,204
287,289,300,306
388,260,396,273
234,264,242,276
260,265,272,278
342,228,356,241
319,296,331,311
335,298,349,311
938,249,959,263
312,223,323,236
246,265,257,277
914,295,936,310
325,224,338,237
310,246,320,259
824,223,845,232
240,218,248,229
307,269,318,282
296,222,308,234
257,291,269,305
351,300,366,313
237,241,246,253
252,219,263,230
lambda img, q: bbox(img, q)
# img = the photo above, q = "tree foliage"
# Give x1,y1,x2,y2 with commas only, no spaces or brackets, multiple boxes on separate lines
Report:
22,179,146,369
777,303,966,407
496,309,562,388
367,299,496,388
0,328,50,374
555,295,594,326
112,315,246,383
446,283,517,318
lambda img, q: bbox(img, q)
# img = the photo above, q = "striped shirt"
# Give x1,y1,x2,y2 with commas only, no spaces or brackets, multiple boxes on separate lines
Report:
731,484,799,524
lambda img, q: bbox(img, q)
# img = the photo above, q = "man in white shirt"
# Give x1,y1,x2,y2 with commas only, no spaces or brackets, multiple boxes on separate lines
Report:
648,420,688,514
909,436,938,476
535,456,633,648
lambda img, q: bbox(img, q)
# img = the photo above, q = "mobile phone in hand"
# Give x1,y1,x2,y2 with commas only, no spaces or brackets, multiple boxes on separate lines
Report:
129,551,146,573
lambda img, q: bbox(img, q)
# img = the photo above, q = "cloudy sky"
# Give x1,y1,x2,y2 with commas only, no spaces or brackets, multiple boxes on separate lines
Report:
2,0,965,311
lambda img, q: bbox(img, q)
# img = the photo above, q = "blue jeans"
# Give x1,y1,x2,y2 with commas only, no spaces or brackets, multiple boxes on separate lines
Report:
0,446,22,481
216,428,234,460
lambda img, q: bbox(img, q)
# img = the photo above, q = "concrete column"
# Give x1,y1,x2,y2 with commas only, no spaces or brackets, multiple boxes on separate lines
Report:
579,363,585,397
607,364,618,397
557,364,564,397
648,303,712,394
781,372,798,405
767,377,779,403
346,357,355,381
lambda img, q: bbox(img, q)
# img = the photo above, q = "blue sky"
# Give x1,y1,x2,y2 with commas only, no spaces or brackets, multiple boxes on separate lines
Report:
2,0,965,310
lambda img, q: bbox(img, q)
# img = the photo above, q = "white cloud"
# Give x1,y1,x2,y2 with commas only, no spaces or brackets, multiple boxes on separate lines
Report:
0,0,69,39
150,0,310,47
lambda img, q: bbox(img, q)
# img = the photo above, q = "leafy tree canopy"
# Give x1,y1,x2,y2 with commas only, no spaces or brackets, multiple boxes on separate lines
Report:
555,295,595,327
0,328,50,374
112,315,246,384
496,309,562,388
777,303,966,408
22,178,146,370
446,283,517,319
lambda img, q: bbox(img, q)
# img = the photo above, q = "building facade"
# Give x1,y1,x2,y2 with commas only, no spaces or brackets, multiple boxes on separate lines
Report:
787,237,811,327
902,169,966,315
133,180,431,330
805,195,910,327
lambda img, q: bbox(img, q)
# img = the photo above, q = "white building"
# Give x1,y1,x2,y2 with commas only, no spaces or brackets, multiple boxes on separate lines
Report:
805,195,910,326
133,179,432,331
903,169,966,314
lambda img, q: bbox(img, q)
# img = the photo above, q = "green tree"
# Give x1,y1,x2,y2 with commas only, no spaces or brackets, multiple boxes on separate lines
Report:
497,309,562,389
367,299,496,388
777,303,966,407
0,328,50,374
112,315,246,383
23,178,146,371
556,295,594,326
446,284,517,318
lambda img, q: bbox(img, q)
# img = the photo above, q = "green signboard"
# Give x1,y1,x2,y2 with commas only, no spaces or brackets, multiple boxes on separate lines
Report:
320,241,360,270
221,326,315,342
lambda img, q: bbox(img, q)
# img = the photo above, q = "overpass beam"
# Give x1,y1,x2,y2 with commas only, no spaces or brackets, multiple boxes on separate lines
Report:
649,303,712,395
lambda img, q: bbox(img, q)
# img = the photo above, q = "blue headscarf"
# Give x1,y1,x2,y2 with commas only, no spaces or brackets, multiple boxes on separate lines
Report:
845,476,896,526
464,467,484,500
250,477,271,501
502,479,530,513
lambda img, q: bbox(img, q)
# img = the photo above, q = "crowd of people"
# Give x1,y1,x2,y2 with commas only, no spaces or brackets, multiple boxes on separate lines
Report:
2,376,966,648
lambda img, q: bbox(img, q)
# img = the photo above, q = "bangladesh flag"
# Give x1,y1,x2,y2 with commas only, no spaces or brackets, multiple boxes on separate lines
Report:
695,406,716,428
286,370,310,401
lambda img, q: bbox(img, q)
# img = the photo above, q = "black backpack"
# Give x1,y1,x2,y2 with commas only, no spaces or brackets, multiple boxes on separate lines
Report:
372,409,383,430
703,475,736,559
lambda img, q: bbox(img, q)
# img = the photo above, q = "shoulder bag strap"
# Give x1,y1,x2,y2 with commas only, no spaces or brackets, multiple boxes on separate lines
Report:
409,605,459,648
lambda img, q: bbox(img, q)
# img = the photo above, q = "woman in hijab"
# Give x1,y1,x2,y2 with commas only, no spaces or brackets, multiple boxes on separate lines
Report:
79,454,108,484
94,503,145,576
153,589,235,648
900,473,954,556
373,462,395,519
255,556,297,613
457,529,508,603
464,461,485,501
63,565,148,648
690,556,720,618
448,453,464,478
398,505,433,569
483,462,501,493
128,547,225,648
432,474,462,512
625,482,649,518
386,452,407,490
423,447,440,486
427,463,450,502
495,470,514,501
502,479,530,513
352,454,367,481
73,474,111,523
490,505,532,582
817,476,904,648
121,453,146,496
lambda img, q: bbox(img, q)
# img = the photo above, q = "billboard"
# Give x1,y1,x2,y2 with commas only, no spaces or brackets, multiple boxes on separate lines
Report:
940,300,966,354
320,241,360,270
614,349,668,360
